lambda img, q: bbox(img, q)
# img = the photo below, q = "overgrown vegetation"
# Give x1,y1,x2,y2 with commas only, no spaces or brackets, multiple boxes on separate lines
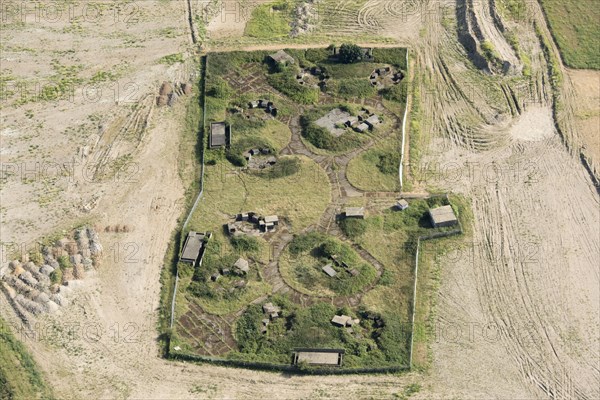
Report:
267,71,319,104
0,317,55,400
280,232,378,296
539,0,599,69
338,43,364,64
381,80,408,104
299,109,363,153
253,156,301,179
231,294,409,367
159,53,184,65
338,218,367,239
245,0,292,38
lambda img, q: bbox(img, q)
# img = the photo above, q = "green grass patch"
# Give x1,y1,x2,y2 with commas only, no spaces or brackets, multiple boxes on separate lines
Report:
189,155,330,233
159,53,185,65
539,0,600,69
267,70,320,104
347,142,401,192
224,118,292,166
0,317,55,400
245,0,292,38
329,78,376,99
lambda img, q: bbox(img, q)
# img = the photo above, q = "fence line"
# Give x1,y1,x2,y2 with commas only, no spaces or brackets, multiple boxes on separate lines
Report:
408,195,463,368
169,352,409,375
399,48,410,191
170,55,208,331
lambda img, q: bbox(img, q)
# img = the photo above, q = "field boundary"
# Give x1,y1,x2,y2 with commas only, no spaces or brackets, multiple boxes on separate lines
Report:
407,194,463,368
166,48,430,373
399,49,409,190
169,55,208,330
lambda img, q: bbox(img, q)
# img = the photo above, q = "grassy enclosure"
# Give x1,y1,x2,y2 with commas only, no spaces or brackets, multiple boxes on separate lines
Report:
539,0,600,69
167,47,428,371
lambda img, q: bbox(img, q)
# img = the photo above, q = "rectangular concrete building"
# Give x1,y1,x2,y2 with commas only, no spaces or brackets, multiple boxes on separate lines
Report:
322,264,337,277
209,122,228,149
344,207,365,219
293,349,344,367
180,231,206,264
428,205,458,228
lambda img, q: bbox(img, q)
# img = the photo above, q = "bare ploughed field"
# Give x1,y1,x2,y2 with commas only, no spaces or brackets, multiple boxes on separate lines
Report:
1,1,598,399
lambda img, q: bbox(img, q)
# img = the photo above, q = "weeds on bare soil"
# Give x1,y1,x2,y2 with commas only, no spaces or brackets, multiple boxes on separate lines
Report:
0,317,55,400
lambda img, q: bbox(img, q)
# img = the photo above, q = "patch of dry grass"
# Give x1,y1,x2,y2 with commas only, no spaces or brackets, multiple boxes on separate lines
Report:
189,155,330,233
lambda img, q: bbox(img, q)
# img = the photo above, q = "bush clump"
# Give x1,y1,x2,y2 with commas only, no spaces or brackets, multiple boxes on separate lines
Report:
381,80,407,104
300,115,362,152
288,232,324,255
338,43,363,64
375,150,400,175
207,77,233,99
338,218,367,239
256,157,301,179
266,72,319,104
231,235,261,253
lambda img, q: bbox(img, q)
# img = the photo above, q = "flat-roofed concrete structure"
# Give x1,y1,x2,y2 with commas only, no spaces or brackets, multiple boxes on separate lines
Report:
269,50,295,66
293,349,344,367
209,122,228,148
397,199,409,210
264,215,279,225
322,264,337,277
331,315,351,326
344,207,365,219
180,231,206,264
355,122,369,133
428,205,458,228
365,115,380,128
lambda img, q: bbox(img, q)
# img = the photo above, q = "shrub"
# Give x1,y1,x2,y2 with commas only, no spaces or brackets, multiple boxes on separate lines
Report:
381,80,407,103
375,150,400,175
235,304,264,352
231,235,260,253
338,218,367,238
207,77,233,99
319,239,342,258
50,269,62,284
266,72,319,104
338,43,363,64
28,251,43,265
57,255,71,270
256,157,301,179
288,232,324,255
